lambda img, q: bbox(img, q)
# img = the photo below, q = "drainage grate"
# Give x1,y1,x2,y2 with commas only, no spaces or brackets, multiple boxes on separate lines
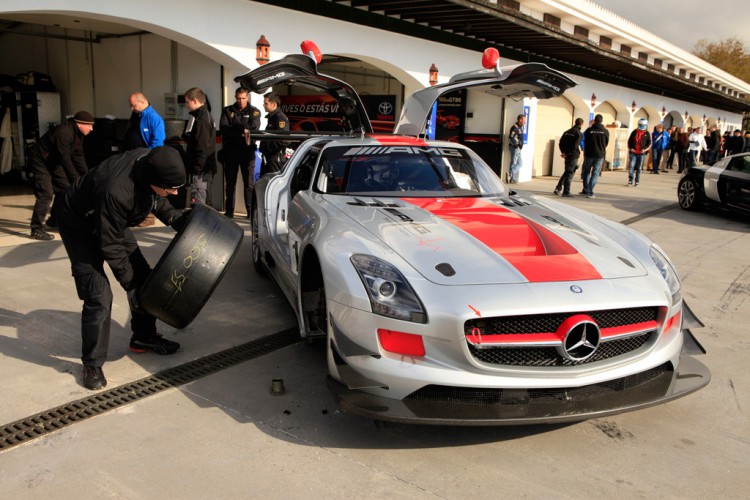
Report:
0,327,301,452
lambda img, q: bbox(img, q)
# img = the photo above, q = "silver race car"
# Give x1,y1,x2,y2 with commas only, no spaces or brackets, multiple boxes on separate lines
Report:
236,46,709,425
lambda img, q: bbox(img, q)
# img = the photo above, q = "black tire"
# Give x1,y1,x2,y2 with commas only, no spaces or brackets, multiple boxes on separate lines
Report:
251,204,265,275
138,204,244,329
678,177,704,211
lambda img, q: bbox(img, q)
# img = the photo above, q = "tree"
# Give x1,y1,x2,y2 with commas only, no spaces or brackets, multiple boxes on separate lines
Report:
693,37,750,84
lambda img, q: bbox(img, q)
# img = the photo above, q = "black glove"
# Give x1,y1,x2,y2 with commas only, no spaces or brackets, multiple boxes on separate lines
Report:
127,288,142,312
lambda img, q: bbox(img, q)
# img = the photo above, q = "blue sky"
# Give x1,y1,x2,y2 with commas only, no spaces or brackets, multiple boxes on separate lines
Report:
592,0,750,53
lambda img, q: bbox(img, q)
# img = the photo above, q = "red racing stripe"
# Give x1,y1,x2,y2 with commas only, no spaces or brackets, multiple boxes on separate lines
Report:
402,197,601,282
369,134,428,146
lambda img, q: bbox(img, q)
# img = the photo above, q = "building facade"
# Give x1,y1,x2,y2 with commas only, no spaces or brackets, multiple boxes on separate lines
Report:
0,0,746,183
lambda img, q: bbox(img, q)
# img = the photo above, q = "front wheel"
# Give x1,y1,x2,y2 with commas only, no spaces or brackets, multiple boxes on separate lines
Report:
678,177,704,211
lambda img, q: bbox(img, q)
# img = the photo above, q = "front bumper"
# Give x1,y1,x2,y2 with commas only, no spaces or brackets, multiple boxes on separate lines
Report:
327,350,710,426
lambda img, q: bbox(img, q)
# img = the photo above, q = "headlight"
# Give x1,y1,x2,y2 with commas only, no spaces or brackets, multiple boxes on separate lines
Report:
649,245,681,305
350,254,427,323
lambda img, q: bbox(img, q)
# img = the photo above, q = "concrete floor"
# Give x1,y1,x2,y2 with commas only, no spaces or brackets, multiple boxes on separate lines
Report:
0,167,748,499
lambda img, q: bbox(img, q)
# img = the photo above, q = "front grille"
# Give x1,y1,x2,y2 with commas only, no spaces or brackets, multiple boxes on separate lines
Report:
405,362,672,406
468,331,652,366
464,307,659,367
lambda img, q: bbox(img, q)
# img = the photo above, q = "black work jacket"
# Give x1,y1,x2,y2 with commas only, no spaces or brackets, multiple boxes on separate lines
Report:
259,108,290,157
58,149,183,290
583,123,610,158
558,125,582,159
219,103,261,151
36,119,88,179
185,105,217,175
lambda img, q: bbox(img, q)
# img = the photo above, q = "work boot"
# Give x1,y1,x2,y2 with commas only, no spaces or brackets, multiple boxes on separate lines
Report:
130,332,180,355
83,365,107,390
31,228,54,241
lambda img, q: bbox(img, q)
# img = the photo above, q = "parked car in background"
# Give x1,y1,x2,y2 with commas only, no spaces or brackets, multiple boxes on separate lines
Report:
678,152,750,214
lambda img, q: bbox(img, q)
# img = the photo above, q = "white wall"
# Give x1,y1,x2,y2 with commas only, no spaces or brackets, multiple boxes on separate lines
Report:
0,0,743,177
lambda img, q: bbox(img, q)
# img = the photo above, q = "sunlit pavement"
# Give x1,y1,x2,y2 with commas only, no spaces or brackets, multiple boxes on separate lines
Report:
1,168,748,498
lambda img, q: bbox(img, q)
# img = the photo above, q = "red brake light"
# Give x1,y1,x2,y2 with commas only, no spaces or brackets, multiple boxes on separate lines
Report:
377,329,425,356
482,47,500,69
300,40,322,63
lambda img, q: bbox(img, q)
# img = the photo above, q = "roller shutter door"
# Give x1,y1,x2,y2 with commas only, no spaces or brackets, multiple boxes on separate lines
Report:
533,97,573,177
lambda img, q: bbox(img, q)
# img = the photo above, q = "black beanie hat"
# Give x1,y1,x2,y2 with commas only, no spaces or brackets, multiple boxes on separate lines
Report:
73,111,95,124
144,147,186,188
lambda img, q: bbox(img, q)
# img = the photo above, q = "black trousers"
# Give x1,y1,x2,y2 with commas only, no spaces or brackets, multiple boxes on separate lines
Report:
555,156,579,194
28,150,70,230
56,213,156,367
223,148,253,216
666,147,678,168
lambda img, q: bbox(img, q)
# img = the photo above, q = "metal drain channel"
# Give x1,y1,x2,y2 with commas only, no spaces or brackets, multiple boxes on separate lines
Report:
0,327,300,452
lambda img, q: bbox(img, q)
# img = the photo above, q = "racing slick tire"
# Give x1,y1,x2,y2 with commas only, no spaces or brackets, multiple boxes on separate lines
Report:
678,177,704,211
138,204,244,329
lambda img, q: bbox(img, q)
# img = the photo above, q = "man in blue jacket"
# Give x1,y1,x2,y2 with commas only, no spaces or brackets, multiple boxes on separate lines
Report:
125,92,166,149
650,124,669,174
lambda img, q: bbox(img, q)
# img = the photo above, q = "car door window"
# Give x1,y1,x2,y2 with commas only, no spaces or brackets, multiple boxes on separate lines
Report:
290,149,318,199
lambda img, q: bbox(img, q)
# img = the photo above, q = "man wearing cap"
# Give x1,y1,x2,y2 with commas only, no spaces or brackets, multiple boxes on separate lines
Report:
53,146,189,390
27,111,94,240
626,118,652,187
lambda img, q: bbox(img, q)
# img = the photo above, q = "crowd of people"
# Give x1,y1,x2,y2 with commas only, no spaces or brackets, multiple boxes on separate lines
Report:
25,87,289,390
552,115,749,198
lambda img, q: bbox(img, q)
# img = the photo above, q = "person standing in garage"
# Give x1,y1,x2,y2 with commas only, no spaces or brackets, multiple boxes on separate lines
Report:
53,147,189,390
507,114,525,184
219,87,261,218
27,111,94,240
259,92,290,176
125,92,166,149
125,92,167,227
184,87,217,205
554,118,584,197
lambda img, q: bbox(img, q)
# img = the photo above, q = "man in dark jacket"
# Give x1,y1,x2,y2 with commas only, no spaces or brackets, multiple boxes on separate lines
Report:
580,114,610,198
507,114,525,183
184,87,217,205
705,125,721,164
554,118,584,197
627,118,652,187
219,87,261,218
259,92,290,176
53,147,189,390
27,111,94,240
725,129,746,157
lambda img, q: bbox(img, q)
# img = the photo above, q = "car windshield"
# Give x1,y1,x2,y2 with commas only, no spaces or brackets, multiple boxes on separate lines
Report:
314,145,506,197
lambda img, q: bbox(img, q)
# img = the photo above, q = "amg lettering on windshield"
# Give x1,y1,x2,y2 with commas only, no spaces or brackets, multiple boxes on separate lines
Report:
342,146,464,157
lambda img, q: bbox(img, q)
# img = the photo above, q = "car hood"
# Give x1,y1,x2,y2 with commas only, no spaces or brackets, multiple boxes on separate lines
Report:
327,195,647,285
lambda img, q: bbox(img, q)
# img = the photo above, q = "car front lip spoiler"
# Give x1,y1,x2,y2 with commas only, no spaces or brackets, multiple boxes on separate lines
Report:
327,354,710,426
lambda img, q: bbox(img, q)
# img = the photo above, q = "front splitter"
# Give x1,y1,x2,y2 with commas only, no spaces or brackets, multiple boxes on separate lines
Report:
327,356,710,426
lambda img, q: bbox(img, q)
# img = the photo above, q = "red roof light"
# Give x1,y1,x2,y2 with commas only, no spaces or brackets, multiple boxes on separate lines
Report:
482,47,500,69
300,40,322,63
